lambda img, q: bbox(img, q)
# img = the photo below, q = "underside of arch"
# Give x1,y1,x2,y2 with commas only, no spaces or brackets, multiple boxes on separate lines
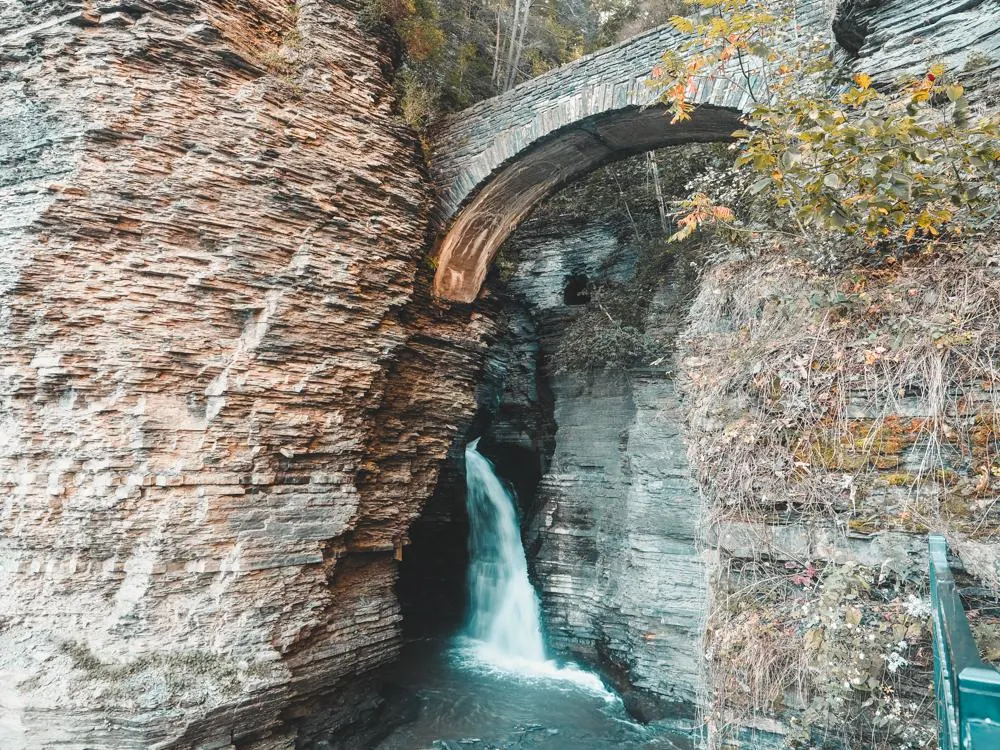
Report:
432,103,743,303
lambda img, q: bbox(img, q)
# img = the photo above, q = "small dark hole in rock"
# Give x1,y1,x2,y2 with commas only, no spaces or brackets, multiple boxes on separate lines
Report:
563,273,590,305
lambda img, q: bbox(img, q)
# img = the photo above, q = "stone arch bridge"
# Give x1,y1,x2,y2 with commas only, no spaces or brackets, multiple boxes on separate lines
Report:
427,1,829,302
427,0,1000,302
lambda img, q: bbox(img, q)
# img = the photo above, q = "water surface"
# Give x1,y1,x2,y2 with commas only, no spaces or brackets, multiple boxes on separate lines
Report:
374,637,691,750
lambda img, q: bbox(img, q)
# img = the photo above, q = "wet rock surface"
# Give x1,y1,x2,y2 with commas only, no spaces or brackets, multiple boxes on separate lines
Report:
526,371,704,723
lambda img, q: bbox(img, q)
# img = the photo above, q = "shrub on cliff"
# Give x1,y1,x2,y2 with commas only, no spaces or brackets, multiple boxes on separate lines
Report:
552,283,658,372
658,3,1000,746
680,244,1000,748
708,559,937,750
653,0,1000,266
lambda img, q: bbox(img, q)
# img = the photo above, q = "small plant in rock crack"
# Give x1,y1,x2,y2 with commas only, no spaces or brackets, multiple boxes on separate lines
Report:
651,0,1000,265
786,560,817,588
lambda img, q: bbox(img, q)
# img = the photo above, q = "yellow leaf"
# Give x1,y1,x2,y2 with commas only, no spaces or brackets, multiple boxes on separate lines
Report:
845,606,863,626
854,72,872,90
708,17,729,36
668,222,694,242
669,15,694,34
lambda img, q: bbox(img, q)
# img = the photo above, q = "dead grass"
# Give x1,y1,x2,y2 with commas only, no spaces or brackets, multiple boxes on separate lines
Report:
680,242,1000,748
682,244,1000,539
707,573,810,716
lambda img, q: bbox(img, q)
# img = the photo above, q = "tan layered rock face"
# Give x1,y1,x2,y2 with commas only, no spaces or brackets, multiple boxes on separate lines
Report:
0,2,493,746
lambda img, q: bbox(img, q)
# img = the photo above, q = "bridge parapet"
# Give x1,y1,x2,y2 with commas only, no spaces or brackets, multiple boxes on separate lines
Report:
431,24,691,221
429,1,832,222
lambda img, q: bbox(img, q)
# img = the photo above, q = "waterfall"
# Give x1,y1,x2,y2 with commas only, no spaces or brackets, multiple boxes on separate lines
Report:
463,438,546,663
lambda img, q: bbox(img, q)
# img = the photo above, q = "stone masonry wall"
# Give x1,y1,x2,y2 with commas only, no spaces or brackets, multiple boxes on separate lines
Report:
427,0,829,221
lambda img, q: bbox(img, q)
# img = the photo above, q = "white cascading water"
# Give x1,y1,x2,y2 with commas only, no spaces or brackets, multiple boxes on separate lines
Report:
457,439,614,697
463,438,546,662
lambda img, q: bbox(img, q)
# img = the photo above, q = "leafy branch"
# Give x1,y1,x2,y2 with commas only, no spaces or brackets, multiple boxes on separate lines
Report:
650,0,1000,256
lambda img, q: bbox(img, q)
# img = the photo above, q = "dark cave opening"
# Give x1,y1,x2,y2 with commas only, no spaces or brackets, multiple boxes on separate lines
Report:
396,444,470,636
563,273,590,305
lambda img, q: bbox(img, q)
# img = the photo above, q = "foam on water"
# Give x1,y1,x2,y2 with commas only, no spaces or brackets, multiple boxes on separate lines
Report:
451,636,616,700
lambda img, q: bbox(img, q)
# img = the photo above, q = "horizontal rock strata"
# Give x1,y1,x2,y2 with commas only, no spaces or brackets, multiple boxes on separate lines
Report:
474,163,709,725
0,1,494,747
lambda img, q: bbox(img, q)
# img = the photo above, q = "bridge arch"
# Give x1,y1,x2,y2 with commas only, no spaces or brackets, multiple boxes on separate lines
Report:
428,4,828,302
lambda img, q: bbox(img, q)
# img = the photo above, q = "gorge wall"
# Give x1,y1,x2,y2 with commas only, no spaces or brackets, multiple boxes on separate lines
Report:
3,0,999,748
461,153,711,728
0,2,496,747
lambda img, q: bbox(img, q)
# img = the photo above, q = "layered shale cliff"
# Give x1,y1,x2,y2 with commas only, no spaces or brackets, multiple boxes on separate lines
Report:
456,152,711,728
0,2,495,747
3,0,999,747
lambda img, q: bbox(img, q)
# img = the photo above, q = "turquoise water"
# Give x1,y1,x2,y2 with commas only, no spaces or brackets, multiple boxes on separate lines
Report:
374,637,692,750
375,442,692,749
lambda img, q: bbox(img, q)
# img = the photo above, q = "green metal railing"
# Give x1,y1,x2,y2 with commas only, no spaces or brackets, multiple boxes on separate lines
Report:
929,535,1000,750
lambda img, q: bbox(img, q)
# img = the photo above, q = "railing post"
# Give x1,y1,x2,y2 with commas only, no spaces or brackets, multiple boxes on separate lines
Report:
929,535,1000,750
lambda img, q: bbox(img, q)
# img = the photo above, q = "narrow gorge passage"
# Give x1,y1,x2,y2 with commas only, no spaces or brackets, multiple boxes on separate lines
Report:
374,442,688,749
369,146,715,748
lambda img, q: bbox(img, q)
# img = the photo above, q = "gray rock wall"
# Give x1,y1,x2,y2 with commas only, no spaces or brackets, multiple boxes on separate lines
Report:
475,157,707,725
837,0,1000,83
526,371,705,723
0,2,499,747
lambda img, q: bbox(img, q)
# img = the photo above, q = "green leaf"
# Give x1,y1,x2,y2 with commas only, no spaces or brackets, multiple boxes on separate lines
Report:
828,209,849,228
749,177,772,195
823,173,844,190
946,84,964,102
